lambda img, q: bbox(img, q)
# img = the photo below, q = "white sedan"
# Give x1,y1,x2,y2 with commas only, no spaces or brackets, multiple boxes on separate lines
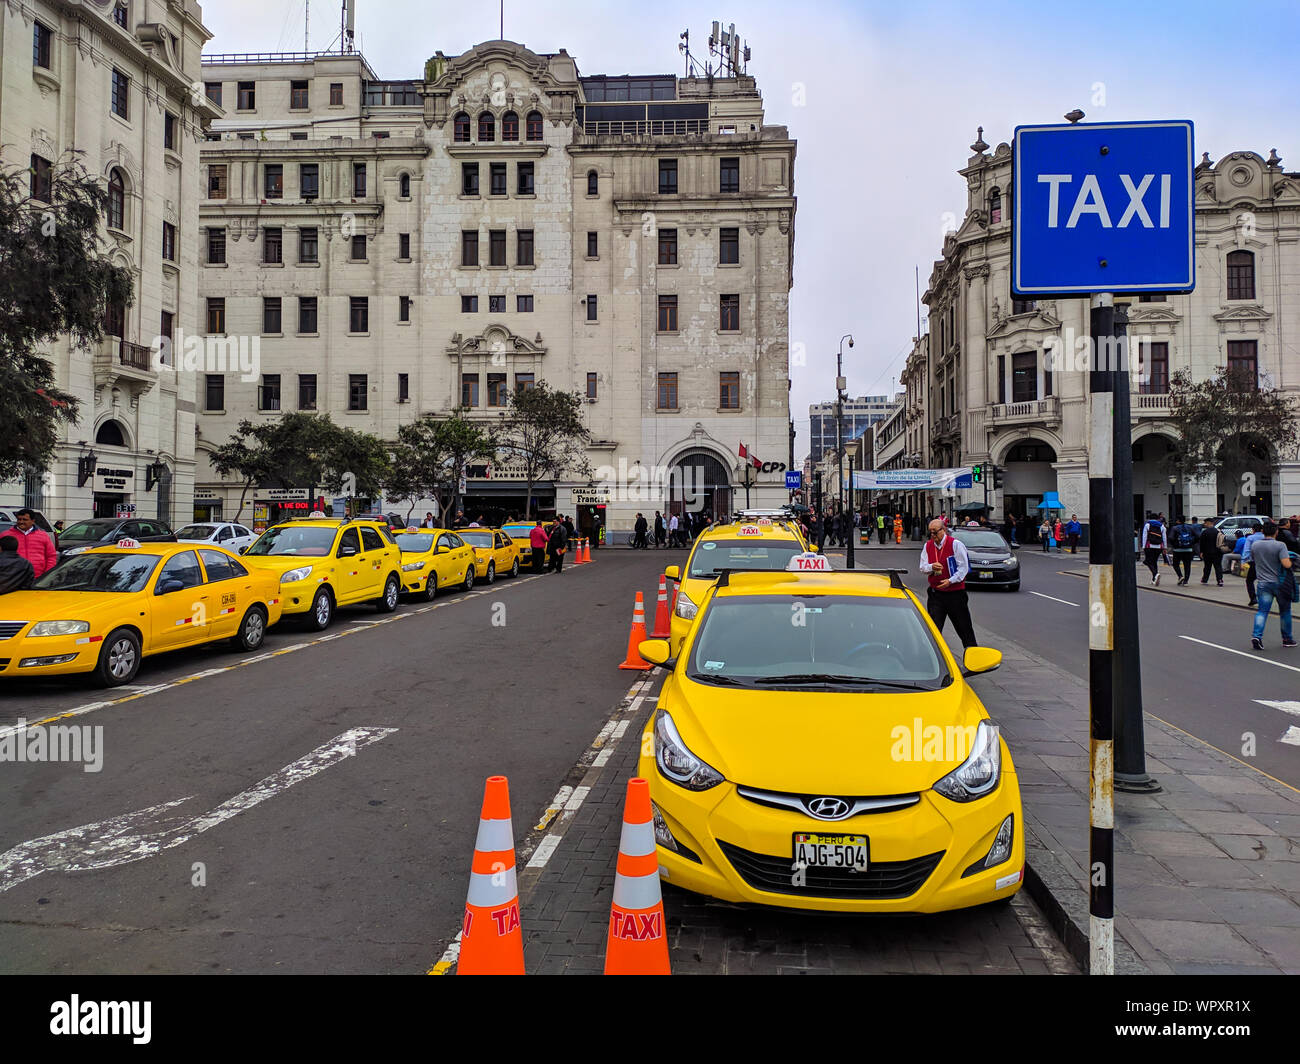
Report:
174,522,257,554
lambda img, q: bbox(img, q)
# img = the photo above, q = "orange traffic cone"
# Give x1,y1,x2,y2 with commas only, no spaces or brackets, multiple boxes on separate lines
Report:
573,537,587,565
650,574,672,638
605,778,670,975
583,538,593,564
669,580,678,616
458,775,525,975
617,592,652,670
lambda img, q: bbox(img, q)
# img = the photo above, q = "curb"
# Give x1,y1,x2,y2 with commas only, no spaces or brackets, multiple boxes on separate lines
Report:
1060,568,1257,613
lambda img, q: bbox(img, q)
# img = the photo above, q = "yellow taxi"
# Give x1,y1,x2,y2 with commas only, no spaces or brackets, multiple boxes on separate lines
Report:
240,516,402,630
390,527,477,600
664,510,810,655
501,521,539,566
0,539,284,687
635,553,1023,914
455,527,522,584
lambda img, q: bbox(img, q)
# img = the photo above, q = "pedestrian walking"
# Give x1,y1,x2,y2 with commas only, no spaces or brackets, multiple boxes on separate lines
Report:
1065,514,1082,554
668,511,680,548
876,512,887,544
529,520,549,573
1169,515,1197,585
633,512,649,550
0,536,35,594
1239,525,1265,607
1248,521,1296,650
918,518,978,649
5,509,56,579
563,514,576,546
547,518,568,572
1039,517,1052,552
653,511,666,548
1052,517,1064,553
1199,518,1227,586
1278,517,1300,554
1141,513,1169,585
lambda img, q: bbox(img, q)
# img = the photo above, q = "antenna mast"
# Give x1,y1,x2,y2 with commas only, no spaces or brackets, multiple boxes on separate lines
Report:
707,20,751,76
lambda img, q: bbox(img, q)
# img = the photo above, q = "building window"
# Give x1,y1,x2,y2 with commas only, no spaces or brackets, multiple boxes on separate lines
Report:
719,227,739,264
259,226,281,264
104,300,125,339
205,81,222,106
237,133,253,140
164,112,178,151
720,294,740,331
586,295,597,322
587,170,599,196
206,226,225,264
237,81,255,110
330,82,343,105
400,172,411,198
502,111,519,140
263,297,281,334
657,228,677,265
1044,362,1053,397
1226,250,1255,300
657,372,678,409
489,229,506,266
657,294,678,332
33,21,52,69
264,163,283,199
398,373,409,401
462,162,479,195
517,161,535,195
1138,293,1167,303
478,112,495,141
586,372,598,399
299,374,317,409
260,374,281,411
113,2,128,28
515,373,535,392
989,187,1002,224
300,163,319,199
208,164,227,199
399,233,411,259
205,374,225,411
1011,351,1037,403
489,295,506,313
298,296,317,333
206,297,225,334
1227,340,1258,389
517,229,534,266
159,311,174,360
517,294,534,312
487,373,507,406
399,295,411,322
461,295,478,313
351,234,367,261
162,221,176,261
352,163,366,198
526,110,543,140
719,371,740,409
350,297,369,333
1011,297,1036,315
489,162,506,196
587,231,598,257
290,80,309,109
454,112,471,141
462,373,479,406
1140,341,1168,394
720,157,739,194
111,69,130,119
997,355,1006,404
299,227,318,264
106,169,126,229
349,374,368,410
658,158,677,195
30,154,52,202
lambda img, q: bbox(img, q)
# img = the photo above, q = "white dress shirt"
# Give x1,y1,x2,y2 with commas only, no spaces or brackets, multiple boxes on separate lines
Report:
918,534,971,585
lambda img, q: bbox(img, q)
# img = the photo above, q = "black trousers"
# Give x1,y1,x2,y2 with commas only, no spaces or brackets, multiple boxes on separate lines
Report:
1143,547,1163,579
548,548,564,572
532,550,546,573
1171,551,1193,582
927,587,977,650
878,527,887,544
1245,563,1256,603
1201,553,1222,582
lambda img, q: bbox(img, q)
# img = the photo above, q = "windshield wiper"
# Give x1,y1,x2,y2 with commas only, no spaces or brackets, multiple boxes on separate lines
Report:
688,673,752,687
752,673,934,691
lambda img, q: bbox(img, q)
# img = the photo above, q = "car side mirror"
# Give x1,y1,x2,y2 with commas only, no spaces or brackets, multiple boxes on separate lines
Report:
638,639,675,670
962,647,1002,676
339,545,358,558
664,565,681,581
157,578,185,595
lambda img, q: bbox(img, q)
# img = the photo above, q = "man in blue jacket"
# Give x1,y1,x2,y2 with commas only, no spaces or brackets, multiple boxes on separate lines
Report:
1065,514,1083,554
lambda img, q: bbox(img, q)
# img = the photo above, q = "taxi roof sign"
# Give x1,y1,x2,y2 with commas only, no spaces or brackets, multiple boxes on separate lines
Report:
736,525,763,536
115,538,141,549
787,552,832,572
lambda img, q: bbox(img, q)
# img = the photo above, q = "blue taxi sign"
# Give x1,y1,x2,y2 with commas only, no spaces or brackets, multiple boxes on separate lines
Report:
787,552,832,572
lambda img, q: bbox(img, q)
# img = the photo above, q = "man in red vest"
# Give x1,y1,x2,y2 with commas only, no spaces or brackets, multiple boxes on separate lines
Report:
918,517,978,649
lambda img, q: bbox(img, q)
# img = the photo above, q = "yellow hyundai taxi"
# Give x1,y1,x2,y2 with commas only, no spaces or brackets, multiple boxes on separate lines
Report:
635,553,1023,914
391,527,477,600
501,522,538,566
456,527,522,584
240,517,402,630
664,511,810,655
0,539,284,687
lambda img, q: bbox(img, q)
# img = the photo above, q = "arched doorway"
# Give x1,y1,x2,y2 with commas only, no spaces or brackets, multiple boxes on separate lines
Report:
1132,431,1178,523
1215,433,1276,516
667,450,732,523
999,437,1058,539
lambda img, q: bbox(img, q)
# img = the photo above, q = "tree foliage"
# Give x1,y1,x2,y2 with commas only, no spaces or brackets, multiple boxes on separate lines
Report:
0,153,135,481
385,410,496,523
498,383,593,517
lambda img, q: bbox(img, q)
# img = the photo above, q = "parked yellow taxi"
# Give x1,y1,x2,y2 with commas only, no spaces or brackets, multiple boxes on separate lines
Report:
240,517,402,630
0,539,284,687
456,527,522,584
636,553,1023,914
391,528,477,600
501,522,538,565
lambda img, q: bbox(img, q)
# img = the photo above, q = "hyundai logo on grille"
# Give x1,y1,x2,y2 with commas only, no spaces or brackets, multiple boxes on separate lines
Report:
805,796,851,820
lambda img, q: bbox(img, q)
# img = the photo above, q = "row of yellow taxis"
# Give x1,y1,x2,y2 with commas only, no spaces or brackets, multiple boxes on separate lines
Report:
0,515,523,687
635,508,1024,915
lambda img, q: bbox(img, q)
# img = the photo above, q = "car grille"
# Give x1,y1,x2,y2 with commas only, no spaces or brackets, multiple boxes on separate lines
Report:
717,840,944,900
0,621,28,640
0,658,10,668
736,786,919,818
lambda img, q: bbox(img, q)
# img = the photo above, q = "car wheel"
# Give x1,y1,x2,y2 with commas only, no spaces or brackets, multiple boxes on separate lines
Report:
485,562,495,585
1008,582,1020,592
377,573,400,612
230,605,268,651
306,587,334,631
95,627,141,687
510,557,519,578
423,573,438,602
463,566,475,592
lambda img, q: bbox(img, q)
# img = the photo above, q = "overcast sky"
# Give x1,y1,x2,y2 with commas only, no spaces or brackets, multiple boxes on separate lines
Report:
203,0,1300,460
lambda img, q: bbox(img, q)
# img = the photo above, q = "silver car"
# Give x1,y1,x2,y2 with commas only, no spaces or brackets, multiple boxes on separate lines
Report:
175,521,257,554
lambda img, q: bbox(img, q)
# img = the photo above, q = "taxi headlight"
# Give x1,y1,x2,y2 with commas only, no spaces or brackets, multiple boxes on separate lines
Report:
29,620,91,637
402,561,426,572
674,588,698,620
280,566,313,584
933,720,1001,802
654,709,723,791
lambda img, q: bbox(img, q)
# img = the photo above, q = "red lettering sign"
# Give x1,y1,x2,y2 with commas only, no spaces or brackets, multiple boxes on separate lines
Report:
462,908,473,937
490,902,520,936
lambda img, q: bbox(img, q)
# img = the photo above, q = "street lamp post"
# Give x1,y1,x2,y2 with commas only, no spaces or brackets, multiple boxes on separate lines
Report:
837,334,854,568
1168,474,1178,519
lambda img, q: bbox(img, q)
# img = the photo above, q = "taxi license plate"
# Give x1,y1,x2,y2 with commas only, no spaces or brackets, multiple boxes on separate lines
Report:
793,833,868,872
978,570,994,579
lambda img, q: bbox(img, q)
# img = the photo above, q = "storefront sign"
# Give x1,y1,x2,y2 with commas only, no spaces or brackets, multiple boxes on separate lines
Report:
256,488,310,501
850,468,974,491
194,489,219,501
93,467,134,493
572,487,612,504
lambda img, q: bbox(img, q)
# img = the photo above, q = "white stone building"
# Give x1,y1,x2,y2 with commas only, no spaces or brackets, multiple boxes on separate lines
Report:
194,40,796,535
0,0,217,523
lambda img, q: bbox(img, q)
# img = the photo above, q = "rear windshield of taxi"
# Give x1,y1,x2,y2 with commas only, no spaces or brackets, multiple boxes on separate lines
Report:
501,524,534,538
687,539,804,578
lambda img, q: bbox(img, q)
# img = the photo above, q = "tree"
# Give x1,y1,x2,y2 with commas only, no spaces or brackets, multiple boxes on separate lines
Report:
210,413,391,520
0,153,134,481
1164,365,1300,513
498,383,593,518
385,410,496,523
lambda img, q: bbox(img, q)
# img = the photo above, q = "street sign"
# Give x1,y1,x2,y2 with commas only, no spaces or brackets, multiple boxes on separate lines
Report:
1012,120,1194,296
785,471,802,490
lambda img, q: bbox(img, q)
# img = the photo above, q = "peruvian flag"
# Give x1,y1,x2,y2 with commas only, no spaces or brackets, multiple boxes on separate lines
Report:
738,442,761,469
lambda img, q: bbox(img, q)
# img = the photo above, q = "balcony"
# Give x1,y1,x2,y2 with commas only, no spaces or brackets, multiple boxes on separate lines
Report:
580,119,711,137
986,396,1061,427
931,413,961,440
1134,392,1172,414
94,337,158,395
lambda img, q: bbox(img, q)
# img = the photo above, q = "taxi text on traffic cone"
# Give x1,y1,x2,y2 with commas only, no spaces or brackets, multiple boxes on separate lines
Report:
583,538,593,563
573,537,587,565
650,574,672,638
605,777,670,975
617,592,652,670
458,775,525,975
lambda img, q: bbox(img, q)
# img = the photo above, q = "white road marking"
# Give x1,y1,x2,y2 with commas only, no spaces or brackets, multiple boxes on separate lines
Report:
1280,726,1300,747
0,727,397,893
1029,591,1078,607
1255,700,1300,718
564,786,590,812
533,786,574,831
525,834,563,869
1180,636,1300,675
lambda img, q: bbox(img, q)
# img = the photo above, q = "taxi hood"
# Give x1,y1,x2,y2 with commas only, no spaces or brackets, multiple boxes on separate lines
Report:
0,590,145,625
241,553,331,573
662,677,995,796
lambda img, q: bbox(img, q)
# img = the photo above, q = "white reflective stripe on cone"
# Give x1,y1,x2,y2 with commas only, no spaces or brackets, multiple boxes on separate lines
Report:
466,865,519,908
474,817,515,853
612,870,662,910
618,818,655,858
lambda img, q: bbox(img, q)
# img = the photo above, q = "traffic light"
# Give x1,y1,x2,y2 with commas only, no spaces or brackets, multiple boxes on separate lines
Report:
993,465,1004,490
972,464,983,483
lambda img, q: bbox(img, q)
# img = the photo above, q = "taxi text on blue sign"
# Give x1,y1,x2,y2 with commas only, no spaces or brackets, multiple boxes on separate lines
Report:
1012,120,1194,296
785,471,802,490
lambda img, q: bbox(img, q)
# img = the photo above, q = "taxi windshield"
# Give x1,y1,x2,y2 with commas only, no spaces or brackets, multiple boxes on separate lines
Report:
33,553,161,593
244,525,336,556
688,540,802,578
395,532,434,552
459,531,493,547
687,594,948,690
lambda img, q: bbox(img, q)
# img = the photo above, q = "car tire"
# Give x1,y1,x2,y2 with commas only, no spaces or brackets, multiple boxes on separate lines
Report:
306,587,334,631
510,557,519,578
376,573,400,612
95,627,141,687
485,562,495,585
422,573,438,602
1008,582,1020,592
462,566,475,592
229,605,268,651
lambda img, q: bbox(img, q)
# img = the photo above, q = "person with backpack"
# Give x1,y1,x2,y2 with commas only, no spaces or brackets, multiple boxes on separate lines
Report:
1141,513,1169,584
1248,521,1296,650
1169,516,1197,586
1199,518,1227,586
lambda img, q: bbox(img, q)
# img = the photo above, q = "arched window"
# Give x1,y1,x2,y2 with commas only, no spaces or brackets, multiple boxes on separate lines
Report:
477,111,495,141
399,172,411,198
453,112,470,142
587,169,598,196
526,110,543,141
96,420,127,447
107,168,125,230
501,111,519,141
988,187,1002,224
1226,250,1255,300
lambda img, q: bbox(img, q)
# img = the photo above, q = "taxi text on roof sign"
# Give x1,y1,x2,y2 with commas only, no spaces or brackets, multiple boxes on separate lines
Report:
736,525,763,536
115,538,141,549
787,552,832,572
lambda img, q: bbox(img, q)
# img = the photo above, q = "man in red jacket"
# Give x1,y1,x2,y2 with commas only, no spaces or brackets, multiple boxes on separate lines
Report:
7,509,56,579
